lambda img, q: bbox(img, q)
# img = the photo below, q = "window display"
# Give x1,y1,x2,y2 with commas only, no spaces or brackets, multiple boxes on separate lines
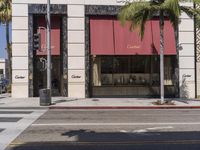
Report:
92,55,175,87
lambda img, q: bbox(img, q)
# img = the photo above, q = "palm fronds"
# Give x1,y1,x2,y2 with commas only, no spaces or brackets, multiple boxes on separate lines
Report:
0,0,11,23
119,1,161,38
118,0,200,39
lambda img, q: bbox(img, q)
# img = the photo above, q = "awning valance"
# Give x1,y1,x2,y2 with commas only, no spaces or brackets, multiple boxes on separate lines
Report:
90,17,115,55
90,16,176,55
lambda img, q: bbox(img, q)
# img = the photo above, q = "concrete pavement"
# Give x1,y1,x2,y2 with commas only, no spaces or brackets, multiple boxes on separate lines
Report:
1,94,200,109
5,109,200,150
0,109,47,150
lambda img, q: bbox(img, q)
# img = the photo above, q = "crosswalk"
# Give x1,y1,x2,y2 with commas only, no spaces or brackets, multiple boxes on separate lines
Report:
0,109,47,150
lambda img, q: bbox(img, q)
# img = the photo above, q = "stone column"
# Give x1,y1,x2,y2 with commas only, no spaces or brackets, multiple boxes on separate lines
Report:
179,3,195,98
67,4,86,98
12,3,29,98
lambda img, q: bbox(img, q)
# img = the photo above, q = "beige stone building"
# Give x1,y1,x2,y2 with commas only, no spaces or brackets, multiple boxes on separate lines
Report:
12,0,197,99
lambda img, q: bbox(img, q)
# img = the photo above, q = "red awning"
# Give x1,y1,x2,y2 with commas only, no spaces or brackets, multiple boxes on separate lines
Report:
114,20,153,55
151,19,176,55
90,17,176,55
36,16,60,56
90,16,115,55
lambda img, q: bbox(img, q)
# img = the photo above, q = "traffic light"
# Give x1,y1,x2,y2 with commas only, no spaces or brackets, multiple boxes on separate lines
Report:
33,33,41,51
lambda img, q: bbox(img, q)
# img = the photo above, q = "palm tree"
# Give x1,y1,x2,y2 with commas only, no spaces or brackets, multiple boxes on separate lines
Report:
119,0,200,103
0,0,11,83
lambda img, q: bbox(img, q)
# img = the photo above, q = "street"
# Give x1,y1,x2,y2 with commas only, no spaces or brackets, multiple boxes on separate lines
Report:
4,109,200,150
0,108,47,150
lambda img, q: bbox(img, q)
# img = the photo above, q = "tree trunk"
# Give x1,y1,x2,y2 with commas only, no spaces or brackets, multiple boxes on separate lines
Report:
159,10,165,103
6,22,12,83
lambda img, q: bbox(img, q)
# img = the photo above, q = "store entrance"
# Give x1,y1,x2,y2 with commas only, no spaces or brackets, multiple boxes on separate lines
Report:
91,55,176,98
33,15,64,97
33,56,61,96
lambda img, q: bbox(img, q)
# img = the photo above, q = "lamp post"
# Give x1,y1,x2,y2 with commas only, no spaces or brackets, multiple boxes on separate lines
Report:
47,0,51,103
159,10,164,104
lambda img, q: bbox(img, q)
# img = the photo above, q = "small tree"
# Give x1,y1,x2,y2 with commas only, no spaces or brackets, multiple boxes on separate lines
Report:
119,0,200,103
0,0,12,83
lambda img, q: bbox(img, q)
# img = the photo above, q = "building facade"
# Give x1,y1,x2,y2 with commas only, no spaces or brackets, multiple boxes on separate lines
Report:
12,0,197,98
0,58,8,79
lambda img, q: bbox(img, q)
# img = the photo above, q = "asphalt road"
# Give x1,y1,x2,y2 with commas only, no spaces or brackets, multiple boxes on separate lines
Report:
6,109,200,150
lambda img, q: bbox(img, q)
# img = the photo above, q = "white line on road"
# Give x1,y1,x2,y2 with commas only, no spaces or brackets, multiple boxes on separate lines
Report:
120,126,174,134
146,126,174,130
0,114,30,117
132,126,174,133
31,122,200,126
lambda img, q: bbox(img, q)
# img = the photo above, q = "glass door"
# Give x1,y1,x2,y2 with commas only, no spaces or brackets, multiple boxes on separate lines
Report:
33,56,61,96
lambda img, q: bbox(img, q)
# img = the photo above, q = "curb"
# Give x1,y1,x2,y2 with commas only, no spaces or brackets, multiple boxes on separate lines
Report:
49,106,200,109
1,105,200,110
0,107,48,110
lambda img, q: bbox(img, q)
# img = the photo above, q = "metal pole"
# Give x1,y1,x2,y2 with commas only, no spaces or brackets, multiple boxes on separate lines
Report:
160,10,164,103
47,0,51,102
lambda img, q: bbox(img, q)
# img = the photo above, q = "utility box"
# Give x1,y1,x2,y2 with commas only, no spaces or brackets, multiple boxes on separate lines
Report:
39,89,51,106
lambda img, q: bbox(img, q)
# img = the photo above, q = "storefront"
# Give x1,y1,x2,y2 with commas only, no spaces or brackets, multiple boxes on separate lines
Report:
12,1,197,98
33,15,62,96
89,16,177,97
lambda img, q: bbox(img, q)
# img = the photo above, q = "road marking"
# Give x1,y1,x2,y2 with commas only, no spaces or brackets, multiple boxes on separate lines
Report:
0,114,31,118
132,126,174,133
146,126,174,130
132,129,147,133
120,130,128,133
32,122,200,126
0,109,47,150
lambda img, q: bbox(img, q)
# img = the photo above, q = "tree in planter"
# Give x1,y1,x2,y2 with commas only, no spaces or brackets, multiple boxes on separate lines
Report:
119,0,200,103
0,0,11,85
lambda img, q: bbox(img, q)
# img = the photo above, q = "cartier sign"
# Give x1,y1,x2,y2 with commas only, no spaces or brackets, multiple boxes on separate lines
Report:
182,74,192,78
15,75,25,79
69,71,84,82
127,44,140,49
71,75,81,79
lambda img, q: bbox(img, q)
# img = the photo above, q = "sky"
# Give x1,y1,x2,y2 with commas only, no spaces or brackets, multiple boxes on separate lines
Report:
0,23,11,59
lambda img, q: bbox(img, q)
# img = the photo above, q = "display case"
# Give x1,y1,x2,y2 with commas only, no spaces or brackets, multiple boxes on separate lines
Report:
101,73,161,86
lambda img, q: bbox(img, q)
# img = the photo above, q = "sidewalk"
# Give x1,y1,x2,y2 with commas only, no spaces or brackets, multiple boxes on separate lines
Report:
1,94,200,109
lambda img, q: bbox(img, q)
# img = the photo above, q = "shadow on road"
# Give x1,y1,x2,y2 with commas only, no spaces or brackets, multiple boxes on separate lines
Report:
7,130,200,150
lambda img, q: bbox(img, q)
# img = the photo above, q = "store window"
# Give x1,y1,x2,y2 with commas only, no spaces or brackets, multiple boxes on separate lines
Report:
92,55,175,87
101,56,113,74
152,56,160,73
0,69,3,75
0,69,4,79
113,57,129,73
130,56,150,73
